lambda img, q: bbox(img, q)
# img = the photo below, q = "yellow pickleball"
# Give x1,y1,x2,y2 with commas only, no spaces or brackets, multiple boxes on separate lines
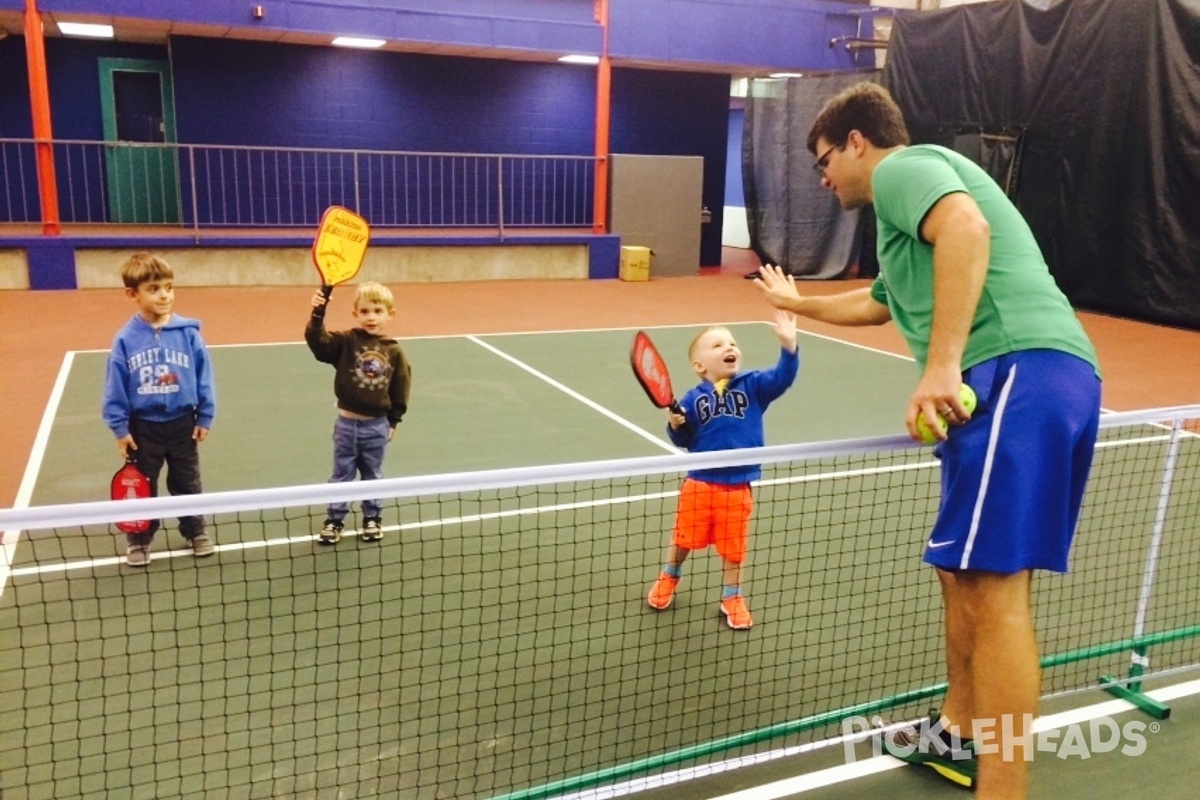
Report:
916,384,977,444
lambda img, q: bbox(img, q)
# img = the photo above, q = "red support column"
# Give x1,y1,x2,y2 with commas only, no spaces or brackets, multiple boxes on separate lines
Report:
592,0,611,234
25,0,61,235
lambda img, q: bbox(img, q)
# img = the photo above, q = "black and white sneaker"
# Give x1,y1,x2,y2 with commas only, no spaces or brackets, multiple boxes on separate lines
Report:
319,519,344,545
361,517,383,542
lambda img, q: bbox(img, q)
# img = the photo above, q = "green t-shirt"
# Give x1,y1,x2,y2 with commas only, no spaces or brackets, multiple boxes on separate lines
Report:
869,145,1099,376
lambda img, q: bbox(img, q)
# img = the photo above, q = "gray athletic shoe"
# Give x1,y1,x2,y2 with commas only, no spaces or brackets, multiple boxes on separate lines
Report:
189,533,215,557
126,544,150,567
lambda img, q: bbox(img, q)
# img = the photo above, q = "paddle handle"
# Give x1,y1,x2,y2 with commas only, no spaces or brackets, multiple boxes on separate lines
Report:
311,284,334,319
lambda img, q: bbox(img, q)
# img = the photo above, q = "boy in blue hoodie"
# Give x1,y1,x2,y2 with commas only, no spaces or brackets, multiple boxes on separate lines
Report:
102,253,217,566
647,311,799,629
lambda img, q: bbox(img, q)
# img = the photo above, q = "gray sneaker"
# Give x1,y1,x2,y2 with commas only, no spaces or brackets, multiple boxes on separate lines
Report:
126,544,150,567
190,533,215,557
361,517,383,542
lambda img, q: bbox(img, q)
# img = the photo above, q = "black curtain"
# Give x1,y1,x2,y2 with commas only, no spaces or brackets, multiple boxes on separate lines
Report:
743,71,882,279
884,0,1200,329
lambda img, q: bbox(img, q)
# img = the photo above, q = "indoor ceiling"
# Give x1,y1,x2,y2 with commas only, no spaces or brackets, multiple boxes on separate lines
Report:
0,8,564,59
0,8,771,75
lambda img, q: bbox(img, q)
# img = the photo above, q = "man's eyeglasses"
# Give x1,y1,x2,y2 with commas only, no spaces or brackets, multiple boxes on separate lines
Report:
812,143,840,178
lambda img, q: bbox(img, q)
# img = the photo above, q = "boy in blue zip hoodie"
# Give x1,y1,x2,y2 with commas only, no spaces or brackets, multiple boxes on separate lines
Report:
647,311,799,629
102,253,217,567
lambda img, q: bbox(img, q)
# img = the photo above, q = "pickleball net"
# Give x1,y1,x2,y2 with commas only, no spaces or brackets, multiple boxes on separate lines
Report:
1,406,1197,799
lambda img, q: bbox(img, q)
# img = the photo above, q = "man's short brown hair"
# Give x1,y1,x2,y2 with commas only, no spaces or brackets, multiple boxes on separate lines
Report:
119,253,174,289
806,82,911,154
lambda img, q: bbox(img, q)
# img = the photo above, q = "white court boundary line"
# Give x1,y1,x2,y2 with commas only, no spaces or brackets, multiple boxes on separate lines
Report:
4,336,1193,587
68,319,915,361
467,334,681,454
7,452,932,580
5,338,1188,588
1,352,74,598
3,411,1191,581
555,678,1200,800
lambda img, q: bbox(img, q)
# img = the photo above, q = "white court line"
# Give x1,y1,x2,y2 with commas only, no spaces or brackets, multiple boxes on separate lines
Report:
559,679,1200,800
7,532,326,577
7,429,1185,587
471,320,916,367
790,326,914,363
5,492,680,578
14,434,1188,581
7,455,935,580
70,329,1144,424
10,341,1185,582
468,334,680,454
66,321,797,353
4,359,1182,587
1,352,75,599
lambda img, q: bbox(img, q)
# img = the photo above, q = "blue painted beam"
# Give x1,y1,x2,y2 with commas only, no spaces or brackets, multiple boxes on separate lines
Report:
27,0,874,72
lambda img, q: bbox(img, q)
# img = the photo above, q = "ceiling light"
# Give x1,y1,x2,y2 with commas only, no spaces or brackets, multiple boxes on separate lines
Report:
768,72,805,79
58,22,114,38
331,36,386,49
558,55,600,65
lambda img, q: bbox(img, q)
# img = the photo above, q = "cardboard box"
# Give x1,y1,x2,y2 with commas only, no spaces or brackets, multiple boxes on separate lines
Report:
619,246,652,281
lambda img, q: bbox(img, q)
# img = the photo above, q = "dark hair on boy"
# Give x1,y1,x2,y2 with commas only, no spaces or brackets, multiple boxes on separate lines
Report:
806,82,912,155
119,252,174,289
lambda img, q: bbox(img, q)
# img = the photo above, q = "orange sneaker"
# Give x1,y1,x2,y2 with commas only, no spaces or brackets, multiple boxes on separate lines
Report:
720,594,753,629
648,573,680,610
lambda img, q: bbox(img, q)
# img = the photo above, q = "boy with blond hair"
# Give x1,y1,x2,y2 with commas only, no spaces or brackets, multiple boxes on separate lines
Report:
102,252,217,566
307,281,412,544
647,310,799,629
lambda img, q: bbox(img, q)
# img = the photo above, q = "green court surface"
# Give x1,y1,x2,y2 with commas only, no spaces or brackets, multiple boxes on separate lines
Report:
28,323,919,504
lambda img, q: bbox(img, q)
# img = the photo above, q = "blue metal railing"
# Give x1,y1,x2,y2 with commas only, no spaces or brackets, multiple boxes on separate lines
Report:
0,138,597,235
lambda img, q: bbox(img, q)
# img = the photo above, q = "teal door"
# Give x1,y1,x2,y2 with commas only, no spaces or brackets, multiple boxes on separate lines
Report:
99,59,180,224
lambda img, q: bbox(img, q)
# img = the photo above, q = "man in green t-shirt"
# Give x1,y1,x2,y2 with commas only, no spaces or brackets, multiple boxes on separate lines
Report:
755,82,1101,800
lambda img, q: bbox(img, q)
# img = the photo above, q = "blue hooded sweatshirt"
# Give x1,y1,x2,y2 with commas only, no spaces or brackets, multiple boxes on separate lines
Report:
102,313,217,439
667,346,799,485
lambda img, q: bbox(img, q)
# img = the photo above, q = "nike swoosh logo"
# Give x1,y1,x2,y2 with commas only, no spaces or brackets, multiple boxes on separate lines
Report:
927,540,955,549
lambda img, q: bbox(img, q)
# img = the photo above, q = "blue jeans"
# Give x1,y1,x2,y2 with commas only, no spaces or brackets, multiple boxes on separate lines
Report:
327,415,390,522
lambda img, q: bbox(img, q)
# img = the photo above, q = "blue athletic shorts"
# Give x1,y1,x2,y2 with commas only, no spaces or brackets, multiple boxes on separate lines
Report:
923,350,1102,574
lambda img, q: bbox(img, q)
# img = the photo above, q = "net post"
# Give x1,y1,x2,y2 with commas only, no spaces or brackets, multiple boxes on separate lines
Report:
1099,655,1171,720
1098,416,1186,720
